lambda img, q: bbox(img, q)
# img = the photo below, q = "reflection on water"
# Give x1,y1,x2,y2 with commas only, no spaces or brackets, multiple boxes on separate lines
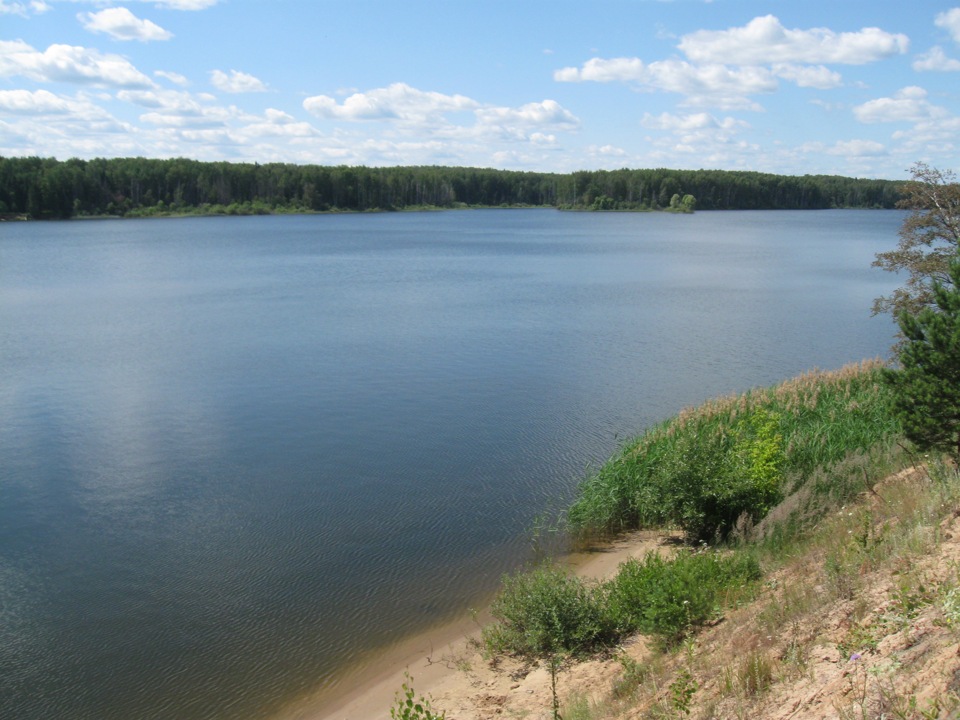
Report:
0,210,900,719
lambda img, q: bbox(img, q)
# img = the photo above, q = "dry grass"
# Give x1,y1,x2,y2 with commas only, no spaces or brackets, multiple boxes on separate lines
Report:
551,462,960,720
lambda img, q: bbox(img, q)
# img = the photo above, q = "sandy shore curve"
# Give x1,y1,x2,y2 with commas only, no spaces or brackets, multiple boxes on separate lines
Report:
276,530,672,720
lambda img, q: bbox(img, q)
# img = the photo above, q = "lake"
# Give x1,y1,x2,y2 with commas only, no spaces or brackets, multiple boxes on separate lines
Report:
0,209,900,719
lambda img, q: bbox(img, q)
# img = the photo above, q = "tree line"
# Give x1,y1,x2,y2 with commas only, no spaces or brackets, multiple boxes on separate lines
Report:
0,155,902,219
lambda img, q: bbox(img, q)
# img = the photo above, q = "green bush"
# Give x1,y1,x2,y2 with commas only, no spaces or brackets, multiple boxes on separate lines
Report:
482,551,760,659
568,361,900,541
606,551,761,645
482,566,616,657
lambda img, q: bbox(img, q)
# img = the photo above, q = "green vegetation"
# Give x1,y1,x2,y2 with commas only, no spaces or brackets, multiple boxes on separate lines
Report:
605,551,761,645
0,155,900,219
482,566,616,657
568,361,899,542
884,251,960,461
389,674,445,720
481,548,760,659
873,162,960,319
468,169,960,717
481,361,905,665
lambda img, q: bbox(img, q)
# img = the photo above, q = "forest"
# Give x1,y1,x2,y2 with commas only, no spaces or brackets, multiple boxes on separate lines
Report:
0,155,902,219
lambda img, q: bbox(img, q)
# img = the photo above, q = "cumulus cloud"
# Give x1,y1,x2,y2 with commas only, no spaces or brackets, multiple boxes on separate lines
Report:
556,57,776,110
155,69,189,86
678,15,908,65
936,8,960,43
210,69,267,93
0,88,71,113
0,39,155,88
235,108,318,139
474,99,579,130
641,111,746,132
853,86,949,123
155,0,218,9
0,87,126,158
303,82,477,122
826,139,887,157
554,57,645,83
913,46,960,72
772,63,842,88
0,1,48,16
80,8,172,42
117,88,203,113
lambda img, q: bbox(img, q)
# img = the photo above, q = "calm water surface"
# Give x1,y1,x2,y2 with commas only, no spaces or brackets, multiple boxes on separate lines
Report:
0,209,900,719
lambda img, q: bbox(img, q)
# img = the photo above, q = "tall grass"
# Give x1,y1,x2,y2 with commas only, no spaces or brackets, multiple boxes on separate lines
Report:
567,360,902,541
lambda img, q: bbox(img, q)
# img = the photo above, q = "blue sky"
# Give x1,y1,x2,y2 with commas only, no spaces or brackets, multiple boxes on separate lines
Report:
1,1,959,179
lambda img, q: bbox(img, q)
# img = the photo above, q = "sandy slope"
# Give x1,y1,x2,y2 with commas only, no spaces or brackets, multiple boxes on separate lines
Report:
296,468,960,720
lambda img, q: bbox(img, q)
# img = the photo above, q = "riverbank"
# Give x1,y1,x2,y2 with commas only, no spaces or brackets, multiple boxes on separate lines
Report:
282,530,674,720
294,361,960,720
302,463,960,720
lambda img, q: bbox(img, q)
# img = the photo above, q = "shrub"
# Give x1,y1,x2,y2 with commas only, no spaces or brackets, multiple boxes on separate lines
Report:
606,550,761,645
482,566,616,657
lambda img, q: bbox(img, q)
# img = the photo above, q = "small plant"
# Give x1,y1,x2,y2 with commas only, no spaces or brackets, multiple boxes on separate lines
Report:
825,545,861,600
669,668,698,717
390,674,445,720
889,577,936,628
561,691,594,720
611,654,650,699
737,652,774,697
837,622,881,661
941,585,960,629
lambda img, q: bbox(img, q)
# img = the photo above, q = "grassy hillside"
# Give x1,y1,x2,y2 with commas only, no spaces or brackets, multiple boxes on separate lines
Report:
417,360,960,719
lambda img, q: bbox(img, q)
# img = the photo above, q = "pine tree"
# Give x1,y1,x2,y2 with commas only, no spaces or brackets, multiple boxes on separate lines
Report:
883,251,960,461
873,163,960,319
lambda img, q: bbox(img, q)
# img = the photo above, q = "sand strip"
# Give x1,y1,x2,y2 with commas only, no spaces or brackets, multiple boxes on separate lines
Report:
279,530,673,720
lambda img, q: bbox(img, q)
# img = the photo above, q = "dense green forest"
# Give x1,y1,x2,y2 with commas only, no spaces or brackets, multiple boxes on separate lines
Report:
0,155,902,219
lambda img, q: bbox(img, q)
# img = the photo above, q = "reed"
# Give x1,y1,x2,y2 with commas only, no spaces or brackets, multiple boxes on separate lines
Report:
567,360,902,542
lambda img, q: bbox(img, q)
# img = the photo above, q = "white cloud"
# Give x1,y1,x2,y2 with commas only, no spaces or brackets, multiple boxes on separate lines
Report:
0,88,71,113
474,99,579,130
155,69,189,86
592,144,627,157
826,139,887,156
0,1,48,16
554,57,645,83
303,82,477,122
0,88,130,160
234,109,318,140
853,86,949,123
155,0,218,9
936,8,960,43
678,15,908,65
529,132,557,146
772,63,842,89
302,83,581,151
210,69,267,93
641,111,746,132
117,88,203,113
79,8,172,42
555,57,776,110
0,39,155,88
913,46,960,72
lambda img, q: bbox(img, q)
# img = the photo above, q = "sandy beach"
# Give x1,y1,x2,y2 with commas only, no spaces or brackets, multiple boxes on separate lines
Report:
280,530,673,720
